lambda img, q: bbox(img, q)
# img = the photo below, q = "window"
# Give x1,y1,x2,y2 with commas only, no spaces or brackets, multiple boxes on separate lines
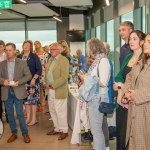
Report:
96,26,101,39
142,6,146,33
107,20,114,63
28,30,57,46
0,21,25,50
27,20,57,47
121,11,133,22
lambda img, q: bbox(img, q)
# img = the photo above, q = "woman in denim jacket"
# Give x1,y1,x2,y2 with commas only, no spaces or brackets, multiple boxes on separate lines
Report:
79,38,111,150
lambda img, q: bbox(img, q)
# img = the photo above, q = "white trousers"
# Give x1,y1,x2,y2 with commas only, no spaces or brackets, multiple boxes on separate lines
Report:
48,89,68,133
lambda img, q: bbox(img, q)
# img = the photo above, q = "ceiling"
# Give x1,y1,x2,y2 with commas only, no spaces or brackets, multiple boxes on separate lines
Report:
0,0,109,20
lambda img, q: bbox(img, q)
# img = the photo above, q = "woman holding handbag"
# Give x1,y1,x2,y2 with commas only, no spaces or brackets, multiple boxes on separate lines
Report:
79,38,111,150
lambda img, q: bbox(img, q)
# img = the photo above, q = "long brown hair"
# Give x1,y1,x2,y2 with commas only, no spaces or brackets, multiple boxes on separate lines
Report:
142,33,150,64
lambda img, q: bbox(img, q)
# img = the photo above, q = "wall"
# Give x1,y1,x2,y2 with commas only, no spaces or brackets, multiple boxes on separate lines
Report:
57,17,69,42
69,14,85,56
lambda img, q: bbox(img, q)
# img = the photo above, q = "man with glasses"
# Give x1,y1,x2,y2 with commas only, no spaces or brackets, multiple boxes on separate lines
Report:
45,43,69,140
0,40,7,121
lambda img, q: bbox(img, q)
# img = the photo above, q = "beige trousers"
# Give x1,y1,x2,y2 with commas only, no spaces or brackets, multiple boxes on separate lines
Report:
48,89,68,133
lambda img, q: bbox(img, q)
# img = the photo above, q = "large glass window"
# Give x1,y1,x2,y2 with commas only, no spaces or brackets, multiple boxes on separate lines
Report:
107,19,114,63
0,21,25,50
27,20,57,47
121,11,133,22
28,30,57,46
142,6,146,33
96,26,101,39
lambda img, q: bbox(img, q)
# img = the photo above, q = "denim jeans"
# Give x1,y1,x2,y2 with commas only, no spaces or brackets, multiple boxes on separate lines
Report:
88,93,109,150
5,88,28,135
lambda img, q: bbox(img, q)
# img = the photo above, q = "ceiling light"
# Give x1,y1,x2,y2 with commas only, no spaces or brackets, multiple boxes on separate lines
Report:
19,0,27,4
53,15,62,22
105,0,110,6
53,7,63,22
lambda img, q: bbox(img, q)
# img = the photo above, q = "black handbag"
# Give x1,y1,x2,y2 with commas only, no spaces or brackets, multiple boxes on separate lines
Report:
99,102,115,114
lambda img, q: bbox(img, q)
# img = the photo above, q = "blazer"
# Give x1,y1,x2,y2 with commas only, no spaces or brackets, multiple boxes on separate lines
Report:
122,59,150,150
115,52,133,83
18,52,42,84
45,55,69,99
0,58,32,101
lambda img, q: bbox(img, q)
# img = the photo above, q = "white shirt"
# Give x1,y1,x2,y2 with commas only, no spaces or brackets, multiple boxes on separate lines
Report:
90,57,111,94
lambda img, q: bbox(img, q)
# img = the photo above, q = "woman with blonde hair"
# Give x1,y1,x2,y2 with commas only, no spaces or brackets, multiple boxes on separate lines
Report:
34,41,49,112
58,40,70,58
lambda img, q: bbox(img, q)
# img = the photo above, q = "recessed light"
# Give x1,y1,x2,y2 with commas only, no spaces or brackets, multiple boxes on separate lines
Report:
19,0,27,3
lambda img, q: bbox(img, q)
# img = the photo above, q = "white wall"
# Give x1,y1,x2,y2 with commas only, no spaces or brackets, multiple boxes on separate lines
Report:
69,14,85,56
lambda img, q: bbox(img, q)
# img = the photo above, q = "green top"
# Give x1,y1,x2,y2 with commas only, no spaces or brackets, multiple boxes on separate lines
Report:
115,52,133,83
46,54,61,84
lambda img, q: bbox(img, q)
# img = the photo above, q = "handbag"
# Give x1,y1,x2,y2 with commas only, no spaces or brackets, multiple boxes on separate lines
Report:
99,102,115,114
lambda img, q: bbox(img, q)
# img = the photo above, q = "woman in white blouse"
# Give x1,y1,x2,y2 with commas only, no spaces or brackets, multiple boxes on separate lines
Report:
80,38,111,150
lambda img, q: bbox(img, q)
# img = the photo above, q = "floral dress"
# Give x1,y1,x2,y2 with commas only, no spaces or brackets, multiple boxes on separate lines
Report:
35,52,49,87
22,55,40,105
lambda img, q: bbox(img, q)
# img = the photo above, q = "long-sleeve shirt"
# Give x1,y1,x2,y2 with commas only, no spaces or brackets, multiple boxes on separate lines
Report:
90,57,111,94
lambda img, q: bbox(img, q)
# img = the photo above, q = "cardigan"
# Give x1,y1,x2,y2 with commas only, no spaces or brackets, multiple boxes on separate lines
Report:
18,52,42,84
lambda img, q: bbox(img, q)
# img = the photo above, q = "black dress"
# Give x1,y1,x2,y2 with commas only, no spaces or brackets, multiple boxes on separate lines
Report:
116,65,132,150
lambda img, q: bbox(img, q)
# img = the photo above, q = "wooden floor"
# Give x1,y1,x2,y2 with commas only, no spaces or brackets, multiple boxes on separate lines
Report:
0,112,116,150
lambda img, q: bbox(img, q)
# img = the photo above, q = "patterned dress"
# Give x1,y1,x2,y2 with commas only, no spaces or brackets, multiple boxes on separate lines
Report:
22,55,40,105
35,52,49,87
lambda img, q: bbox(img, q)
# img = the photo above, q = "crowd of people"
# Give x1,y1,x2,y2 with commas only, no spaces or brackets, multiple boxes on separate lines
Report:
0,20,149,150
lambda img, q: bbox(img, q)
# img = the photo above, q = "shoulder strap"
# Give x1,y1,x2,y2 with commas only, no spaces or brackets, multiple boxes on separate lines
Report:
97,58,102,78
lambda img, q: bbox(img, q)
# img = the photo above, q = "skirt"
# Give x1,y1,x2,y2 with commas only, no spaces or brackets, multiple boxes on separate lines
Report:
24,83,40,105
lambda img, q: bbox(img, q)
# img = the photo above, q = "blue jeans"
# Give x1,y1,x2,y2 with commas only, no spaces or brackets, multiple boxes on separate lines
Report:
88,93,109,150
5,88,28,135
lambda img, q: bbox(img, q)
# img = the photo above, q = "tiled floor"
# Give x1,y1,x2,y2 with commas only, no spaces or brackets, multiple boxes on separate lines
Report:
0,112,116,150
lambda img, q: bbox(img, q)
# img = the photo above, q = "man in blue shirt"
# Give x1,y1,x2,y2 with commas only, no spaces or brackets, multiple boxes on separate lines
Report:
116,21,134,150
76,49,87,72
119,21,134,67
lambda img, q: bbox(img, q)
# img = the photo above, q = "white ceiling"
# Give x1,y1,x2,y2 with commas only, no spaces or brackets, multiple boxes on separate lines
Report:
0,0,93,19
12,3,58,17
0,9,25,19
48,0,93,7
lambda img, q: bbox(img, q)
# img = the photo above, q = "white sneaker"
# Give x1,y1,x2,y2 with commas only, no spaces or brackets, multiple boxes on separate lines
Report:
106,147,110,150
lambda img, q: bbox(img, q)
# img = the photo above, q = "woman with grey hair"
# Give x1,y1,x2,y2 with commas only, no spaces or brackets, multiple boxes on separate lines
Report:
79,38,111,150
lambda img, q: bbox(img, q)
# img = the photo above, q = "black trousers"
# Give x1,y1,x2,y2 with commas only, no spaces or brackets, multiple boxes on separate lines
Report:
116,106,128,150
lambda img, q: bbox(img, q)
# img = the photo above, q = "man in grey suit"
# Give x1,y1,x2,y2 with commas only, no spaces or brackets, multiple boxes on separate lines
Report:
0,43,32,143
